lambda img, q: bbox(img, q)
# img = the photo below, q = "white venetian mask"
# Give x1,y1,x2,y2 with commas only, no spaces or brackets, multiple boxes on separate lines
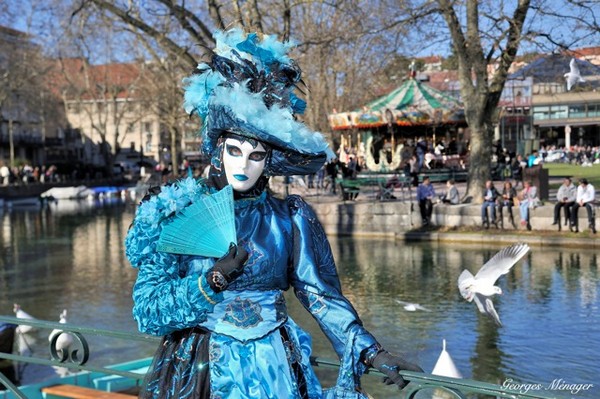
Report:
223,137,267,192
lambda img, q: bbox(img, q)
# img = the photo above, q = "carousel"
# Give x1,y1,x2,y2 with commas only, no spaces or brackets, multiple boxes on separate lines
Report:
328,75,466,172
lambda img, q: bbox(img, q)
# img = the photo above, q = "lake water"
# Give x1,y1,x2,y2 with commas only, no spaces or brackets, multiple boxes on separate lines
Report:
0,198,598,398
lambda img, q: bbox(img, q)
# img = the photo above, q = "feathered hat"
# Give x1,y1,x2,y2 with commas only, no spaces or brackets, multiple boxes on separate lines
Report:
183,28,334,176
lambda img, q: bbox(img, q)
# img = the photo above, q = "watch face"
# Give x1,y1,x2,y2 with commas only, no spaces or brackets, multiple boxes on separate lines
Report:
223,138,267,192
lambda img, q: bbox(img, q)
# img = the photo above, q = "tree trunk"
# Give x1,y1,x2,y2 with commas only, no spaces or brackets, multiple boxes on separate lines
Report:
464,120,494,203
8,118,14,168
170,126,179,178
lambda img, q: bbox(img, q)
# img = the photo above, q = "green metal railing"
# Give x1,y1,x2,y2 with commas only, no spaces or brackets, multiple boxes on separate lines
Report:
0,316,564,398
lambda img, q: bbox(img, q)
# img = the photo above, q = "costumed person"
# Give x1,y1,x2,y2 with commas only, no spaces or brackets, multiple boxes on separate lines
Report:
125,28,422,399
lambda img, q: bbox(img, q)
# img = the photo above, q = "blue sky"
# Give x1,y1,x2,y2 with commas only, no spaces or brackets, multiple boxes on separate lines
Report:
3,0,597,62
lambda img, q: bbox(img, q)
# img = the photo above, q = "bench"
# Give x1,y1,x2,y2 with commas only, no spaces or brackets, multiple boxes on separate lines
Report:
41,384,137,399
377,175,412,201
419,169,468,183
338,177,389,200
338,179,361,201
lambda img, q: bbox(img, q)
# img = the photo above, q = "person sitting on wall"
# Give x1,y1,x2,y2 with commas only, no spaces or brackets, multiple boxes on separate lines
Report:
570,178,596,233
518,180,538,231
497,180,517,229
440,179,459,204
552,177,576,231
481,180,499,229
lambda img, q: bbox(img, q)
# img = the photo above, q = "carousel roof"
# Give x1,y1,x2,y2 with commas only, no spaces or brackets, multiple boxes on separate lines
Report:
328,77,465,130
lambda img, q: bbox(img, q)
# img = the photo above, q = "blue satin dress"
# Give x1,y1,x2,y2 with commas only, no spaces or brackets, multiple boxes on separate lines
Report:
125,180,377,398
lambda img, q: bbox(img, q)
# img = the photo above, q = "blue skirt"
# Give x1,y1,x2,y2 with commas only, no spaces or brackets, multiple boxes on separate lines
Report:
139,320,322,399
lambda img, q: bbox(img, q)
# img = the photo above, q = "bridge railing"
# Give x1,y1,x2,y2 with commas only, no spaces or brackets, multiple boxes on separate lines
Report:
0,316,564,399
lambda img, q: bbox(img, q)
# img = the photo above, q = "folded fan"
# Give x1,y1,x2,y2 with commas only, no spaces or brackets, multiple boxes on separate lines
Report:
157,185,236,258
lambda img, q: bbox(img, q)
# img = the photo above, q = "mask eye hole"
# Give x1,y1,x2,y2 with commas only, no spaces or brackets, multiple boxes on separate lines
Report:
226,144,242,157
249,151,267,162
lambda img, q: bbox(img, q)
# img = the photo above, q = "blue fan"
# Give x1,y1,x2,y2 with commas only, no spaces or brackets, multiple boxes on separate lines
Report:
157,185,236,258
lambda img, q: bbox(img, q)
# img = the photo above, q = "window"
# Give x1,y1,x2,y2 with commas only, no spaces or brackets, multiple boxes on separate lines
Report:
568,104,586,118
144,122,152,134
533,106,550,120
551,105,567,119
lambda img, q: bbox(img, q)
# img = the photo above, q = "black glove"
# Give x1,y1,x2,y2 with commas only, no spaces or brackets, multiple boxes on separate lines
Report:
207,243,248,292
371,350,423,389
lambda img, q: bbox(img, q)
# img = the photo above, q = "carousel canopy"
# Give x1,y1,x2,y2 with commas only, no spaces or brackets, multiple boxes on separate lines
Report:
328,78,465,130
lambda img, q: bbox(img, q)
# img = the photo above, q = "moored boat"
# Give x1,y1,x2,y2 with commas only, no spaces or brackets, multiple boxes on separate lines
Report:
0,357,151,399
40,186,93,200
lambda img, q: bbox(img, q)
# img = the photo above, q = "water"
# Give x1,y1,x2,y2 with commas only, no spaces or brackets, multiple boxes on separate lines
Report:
0,199,598,398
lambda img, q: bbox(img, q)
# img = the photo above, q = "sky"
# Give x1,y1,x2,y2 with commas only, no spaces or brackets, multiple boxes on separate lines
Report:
3,0,598,63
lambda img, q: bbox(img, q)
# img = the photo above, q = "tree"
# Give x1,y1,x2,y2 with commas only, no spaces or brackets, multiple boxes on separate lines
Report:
69,0,407,157
53,8,148,176
0,26,49,167
387,0,600,201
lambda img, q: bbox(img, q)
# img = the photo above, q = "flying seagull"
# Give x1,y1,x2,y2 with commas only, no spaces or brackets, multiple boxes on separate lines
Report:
564,58,585,91
458,243,530,326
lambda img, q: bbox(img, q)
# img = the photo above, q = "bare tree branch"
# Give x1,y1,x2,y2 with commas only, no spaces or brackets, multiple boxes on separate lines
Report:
77,0,200,69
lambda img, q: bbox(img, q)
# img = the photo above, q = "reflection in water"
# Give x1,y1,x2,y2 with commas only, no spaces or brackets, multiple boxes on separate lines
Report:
0,199,154,385
0,202,598,398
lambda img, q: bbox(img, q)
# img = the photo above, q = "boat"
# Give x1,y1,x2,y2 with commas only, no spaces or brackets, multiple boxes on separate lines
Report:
0,357,150,398
0,323,17,391
40,186,93,200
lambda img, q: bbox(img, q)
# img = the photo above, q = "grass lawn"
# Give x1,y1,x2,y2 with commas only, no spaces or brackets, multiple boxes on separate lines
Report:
543,163,600,187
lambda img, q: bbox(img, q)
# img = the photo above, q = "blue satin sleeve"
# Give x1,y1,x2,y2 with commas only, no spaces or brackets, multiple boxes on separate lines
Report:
287,195,378,362
125,211,222,337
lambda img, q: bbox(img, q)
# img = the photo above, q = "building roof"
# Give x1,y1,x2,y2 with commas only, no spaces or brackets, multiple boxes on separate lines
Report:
48,58,143,101
509,53,600,86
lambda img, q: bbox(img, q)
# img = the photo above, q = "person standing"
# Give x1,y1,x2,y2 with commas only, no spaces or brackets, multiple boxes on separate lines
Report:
409,155,419,187
0,163,10,186
125,28,422,399
552,177,576,230
481,180,499,228
325,159,339,194
570,178,596,233
417,176,436,226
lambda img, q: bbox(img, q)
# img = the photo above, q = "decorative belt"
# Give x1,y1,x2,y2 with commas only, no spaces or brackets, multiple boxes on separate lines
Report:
199,290,288,343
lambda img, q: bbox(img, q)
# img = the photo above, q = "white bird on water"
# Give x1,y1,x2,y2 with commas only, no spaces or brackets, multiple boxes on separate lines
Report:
395,299,432,312
458,243,530,326
13,303,36,334
431,339,462,378
564,58,585,91
49,309,74,356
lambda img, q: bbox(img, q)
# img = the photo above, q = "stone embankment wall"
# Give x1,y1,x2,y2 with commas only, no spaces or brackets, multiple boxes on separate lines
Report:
309,200,597,238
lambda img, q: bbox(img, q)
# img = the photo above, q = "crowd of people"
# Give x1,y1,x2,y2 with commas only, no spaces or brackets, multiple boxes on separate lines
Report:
0,163,60,186
475,177,596,233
